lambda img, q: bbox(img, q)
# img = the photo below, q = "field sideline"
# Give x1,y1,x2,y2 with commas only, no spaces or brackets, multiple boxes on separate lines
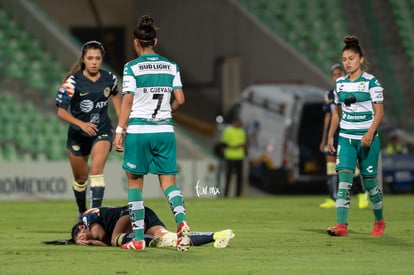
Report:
0,195,413,274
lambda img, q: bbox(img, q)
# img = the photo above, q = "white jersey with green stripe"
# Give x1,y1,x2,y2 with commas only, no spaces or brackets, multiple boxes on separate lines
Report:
122,53,182,133
334,72,384,140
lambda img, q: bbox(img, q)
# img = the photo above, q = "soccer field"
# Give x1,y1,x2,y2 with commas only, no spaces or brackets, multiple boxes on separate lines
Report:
0,195,413,275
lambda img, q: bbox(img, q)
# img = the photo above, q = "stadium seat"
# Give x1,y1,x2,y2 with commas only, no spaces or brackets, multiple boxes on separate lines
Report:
389,0,414,73
0,9,9,27
0,141,21,161
237,0,349,73
6,59,25,80
0,9,73,160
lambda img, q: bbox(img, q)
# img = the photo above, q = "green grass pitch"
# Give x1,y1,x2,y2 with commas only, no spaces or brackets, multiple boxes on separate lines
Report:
0,195,413,274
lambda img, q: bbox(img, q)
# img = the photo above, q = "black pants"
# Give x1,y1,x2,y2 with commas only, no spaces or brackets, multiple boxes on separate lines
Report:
224,159,243,197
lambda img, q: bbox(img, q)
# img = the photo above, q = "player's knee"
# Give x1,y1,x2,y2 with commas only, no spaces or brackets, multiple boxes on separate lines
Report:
73,174,88,184
113,233,126,247
338,170,354,184
363,177,377,191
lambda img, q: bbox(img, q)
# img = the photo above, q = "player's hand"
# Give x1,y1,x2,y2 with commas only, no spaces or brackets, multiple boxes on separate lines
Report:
113,133,124,152
327,136,336,154
361,132,374,147
76,239,91,245
81,122,98,136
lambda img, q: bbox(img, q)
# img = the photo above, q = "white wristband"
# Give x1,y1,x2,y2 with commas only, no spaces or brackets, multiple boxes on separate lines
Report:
115,126,124,134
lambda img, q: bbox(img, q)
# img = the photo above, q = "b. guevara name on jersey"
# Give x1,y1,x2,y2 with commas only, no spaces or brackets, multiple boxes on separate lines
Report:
122,53,182,133
56,69,119,131
334,71,384,140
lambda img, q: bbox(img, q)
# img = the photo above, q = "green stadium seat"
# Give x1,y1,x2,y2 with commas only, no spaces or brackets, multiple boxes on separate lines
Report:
49,144,66,160
34,152,48,161
238,0,349,73
389,0,414,75
49,81,62,98
6,60,24,80
27,70,48,91
0,9,9,24
2,19,22,39
1,144,19,161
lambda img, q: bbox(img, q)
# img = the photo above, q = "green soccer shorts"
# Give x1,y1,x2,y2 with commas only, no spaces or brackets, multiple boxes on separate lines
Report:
336,134,380,177
122,132,178,175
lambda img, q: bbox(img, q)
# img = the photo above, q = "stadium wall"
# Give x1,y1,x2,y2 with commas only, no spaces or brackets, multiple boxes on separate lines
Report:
0,160,221,201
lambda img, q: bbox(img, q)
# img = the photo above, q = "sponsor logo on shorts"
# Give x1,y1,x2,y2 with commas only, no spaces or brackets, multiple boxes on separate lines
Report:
127,162,136,169
98,134,108,139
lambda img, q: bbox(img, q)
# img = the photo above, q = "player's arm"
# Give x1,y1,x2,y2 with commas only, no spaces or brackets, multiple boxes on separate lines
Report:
76,223,108,246
111,215,133,246
56,81,98,136
362,80,384,147
77,239,107,246
327,105,341,154
362,103,383,147
113,93,133,152
56,108,98,136
171,88,185,111
111,92,122,120
320,112,330,152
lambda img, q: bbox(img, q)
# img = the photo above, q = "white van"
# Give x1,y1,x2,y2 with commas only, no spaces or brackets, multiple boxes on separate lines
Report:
216,83,327,193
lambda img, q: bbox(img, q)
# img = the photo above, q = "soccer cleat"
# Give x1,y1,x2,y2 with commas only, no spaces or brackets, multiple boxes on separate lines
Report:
327,224,348,236
121,239,146,250
358,192,369,209
320,198,336,209
213,229,235,248
149,232,177,248
371,219,385,236
176,221,191,251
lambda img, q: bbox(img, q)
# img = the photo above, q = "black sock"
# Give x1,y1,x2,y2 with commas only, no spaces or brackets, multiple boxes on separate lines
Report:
90,186,105,208
73,189,86,213
189,232,214,246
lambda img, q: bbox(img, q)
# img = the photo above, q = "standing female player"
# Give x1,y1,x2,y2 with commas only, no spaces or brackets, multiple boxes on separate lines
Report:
319,64,369,209
326,35,385,237
56,41,121,219
113,15,190,251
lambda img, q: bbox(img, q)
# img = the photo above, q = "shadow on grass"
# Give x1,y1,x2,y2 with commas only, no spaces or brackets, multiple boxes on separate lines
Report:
302,228,413,248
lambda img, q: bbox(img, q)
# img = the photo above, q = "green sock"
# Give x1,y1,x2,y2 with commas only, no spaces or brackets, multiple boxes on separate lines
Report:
336,171,353,224
164,185,187,227
128,188,144,241
364,178,384,221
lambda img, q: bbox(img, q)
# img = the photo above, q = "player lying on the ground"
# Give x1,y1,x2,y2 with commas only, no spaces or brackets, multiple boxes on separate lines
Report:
71,205,235,248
